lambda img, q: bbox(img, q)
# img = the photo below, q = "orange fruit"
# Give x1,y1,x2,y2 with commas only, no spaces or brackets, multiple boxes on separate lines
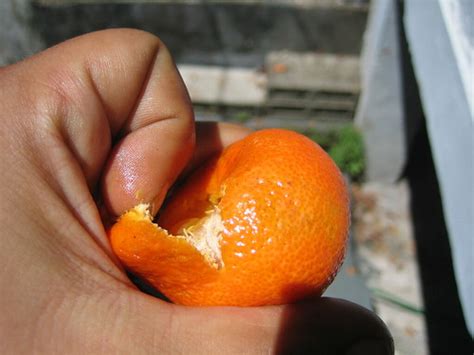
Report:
109,129,350,306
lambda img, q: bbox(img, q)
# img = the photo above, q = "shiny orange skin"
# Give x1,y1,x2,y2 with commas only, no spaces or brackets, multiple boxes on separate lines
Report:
109,129,350,306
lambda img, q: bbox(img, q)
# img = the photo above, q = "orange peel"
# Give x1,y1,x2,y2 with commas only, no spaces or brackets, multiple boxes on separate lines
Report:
109,129,350,306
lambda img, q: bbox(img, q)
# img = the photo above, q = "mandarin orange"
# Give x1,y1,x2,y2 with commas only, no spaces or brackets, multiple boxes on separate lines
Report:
109,128,350,306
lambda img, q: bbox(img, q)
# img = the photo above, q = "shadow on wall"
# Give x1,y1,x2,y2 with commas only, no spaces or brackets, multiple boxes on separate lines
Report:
30,2,367,67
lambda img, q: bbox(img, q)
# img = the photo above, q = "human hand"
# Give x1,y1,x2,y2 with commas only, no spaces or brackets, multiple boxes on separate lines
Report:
0,29,393,354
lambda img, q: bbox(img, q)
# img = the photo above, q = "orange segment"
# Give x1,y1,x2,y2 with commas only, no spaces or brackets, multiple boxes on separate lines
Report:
109,129,350,306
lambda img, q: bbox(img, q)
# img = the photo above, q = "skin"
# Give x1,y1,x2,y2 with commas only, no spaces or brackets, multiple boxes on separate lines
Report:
0,29,393,354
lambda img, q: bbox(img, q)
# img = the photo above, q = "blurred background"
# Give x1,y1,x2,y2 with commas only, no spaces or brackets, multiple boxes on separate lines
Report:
1,0,472,354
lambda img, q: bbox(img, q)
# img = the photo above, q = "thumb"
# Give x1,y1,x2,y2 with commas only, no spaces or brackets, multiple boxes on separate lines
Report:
100,292,393,354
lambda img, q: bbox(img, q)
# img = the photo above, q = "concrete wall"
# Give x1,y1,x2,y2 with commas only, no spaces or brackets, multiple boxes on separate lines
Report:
404,0,473,336
354,0,405,182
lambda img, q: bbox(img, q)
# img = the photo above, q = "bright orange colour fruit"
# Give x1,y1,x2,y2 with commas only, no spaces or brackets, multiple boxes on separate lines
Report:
109,129,350,306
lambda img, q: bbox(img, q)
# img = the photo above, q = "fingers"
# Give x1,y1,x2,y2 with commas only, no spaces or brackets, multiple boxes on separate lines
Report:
4,29,195,216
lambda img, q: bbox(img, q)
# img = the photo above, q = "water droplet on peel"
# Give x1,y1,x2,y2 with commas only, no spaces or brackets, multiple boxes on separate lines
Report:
235,252,244,258
250,249,256,254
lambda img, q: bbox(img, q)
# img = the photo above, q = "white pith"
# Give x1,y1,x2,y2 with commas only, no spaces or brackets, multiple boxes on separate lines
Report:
178,207,225,269
127,203,224,269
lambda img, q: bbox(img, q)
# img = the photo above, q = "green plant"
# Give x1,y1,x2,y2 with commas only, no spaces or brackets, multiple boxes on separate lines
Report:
329,126,365,181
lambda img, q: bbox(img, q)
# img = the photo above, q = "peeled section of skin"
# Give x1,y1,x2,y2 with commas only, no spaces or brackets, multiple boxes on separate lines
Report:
110,204,221,297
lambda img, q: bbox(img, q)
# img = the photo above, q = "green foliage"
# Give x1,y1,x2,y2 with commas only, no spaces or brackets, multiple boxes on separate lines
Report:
301,125,365,181
329,126,365,181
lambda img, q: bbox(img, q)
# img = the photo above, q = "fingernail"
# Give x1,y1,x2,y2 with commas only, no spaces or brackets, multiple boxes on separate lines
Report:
346,339,393,355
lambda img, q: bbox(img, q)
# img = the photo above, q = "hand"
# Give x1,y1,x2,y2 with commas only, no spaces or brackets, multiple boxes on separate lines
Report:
0,29,393,354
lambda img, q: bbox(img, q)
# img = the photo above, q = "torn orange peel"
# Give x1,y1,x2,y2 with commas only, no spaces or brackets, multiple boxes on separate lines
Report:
110,202,221,293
